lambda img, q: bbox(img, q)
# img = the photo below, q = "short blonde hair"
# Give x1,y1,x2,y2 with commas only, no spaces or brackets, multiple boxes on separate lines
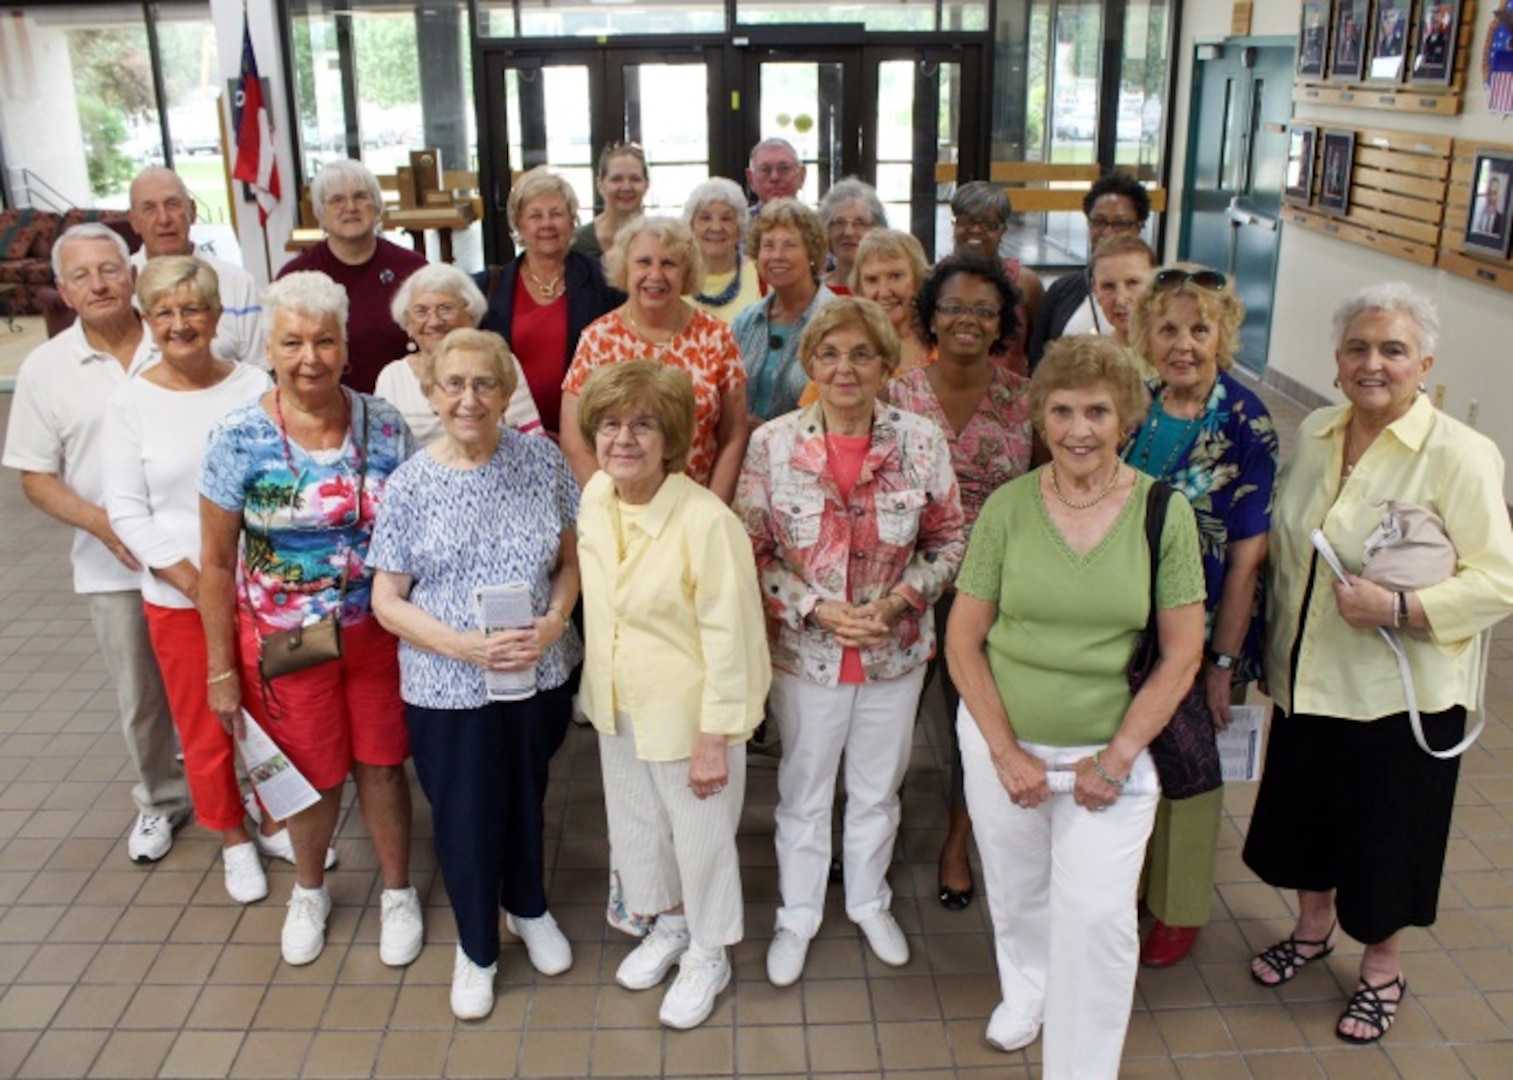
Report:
1029,335,1150,437
507,166,581,238
577,360,696,475
1129,264,1244,370
746,198,828,277
797,296,901,379
604,216,705,296
849,229,930,295
136,255,221,313
423,328,518,400
1090,234,1157,275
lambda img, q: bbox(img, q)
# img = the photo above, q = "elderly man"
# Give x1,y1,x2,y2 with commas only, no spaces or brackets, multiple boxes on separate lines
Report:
747,138,807,213
127,166,266,367
2,224,191,862
277,158,426,392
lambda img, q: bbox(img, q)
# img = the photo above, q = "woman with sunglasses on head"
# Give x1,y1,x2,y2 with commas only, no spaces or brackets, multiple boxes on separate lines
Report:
1123,266,1279,969
572,143,649,259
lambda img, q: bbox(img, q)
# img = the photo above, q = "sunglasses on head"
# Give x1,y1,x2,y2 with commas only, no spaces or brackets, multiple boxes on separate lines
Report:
1153,268,1227,291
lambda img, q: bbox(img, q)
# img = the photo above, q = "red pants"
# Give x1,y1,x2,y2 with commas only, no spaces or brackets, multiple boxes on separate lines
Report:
143,603,243,831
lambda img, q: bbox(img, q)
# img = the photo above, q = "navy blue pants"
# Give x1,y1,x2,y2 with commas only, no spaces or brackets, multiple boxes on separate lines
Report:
407,684,571,966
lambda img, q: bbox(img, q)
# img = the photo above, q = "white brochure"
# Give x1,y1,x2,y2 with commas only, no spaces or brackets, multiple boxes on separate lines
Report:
237,709,321,822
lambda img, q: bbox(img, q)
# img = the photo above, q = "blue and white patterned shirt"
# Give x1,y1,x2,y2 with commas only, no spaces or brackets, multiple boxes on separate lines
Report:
367,429,583,708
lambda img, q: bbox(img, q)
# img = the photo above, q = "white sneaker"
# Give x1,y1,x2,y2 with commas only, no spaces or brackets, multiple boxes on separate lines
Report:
986,1002,1042,1052
858,910,910,966
659,946,731,1030
506,911,572,976
127,813,175,863
250,825,339,870
380,887,424,967
281,884,331,965
766,928,810,987
451,944,497,1020
616,918,691,990
222,842,268,904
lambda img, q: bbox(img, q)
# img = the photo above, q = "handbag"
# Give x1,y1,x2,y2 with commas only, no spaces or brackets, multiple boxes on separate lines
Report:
1127,481,1224,800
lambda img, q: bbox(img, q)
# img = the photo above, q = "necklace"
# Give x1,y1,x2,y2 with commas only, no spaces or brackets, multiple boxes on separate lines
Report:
1133,403,1201,480
694,255,745,307
1343,423,1357,477
524,263,564,299
622,307,680,351
1049,461,1121,510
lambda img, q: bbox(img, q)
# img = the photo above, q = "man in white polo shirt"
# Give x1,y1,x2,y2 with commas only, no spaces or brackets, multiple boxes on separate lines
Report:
2,223,191,862
127,165,266,366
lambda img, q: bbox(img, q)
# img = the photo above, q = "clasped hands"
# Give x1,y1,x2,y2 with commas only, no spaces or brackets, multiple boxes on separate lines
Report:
991,744,1128,814
810,595,908,650
456,613,565,673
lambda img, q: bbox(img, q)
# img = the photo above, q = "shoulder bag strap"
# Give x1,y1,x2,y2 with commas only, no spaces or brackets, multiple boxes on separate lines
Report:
1142,480,1174,637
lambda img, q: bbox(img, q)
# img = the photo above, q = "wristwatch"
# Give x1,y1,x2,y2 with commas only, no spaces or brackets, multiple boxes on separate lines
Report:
1208,650,1236,671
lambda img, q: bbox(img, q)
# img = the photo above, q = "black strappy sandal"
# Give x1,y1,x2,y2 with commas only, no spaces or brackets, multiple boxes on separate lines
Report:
1335,975,1406,1044
1249,923,1337,986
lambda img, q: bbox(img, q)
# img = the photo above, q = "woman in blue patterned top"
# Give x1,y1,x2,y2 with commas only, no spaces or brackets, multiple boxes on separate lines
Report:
369,328,582,1022
1122,267,1279,968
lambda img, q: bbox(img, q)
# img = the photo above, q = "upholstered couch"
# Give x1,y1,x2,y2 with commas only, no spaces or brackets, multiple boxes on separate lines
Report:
0,208,138,316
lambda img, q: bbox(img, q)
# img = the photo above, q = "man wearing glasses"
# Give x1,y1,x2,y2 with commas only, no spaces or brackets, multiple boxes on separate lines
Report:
747,138,808,214
1027,172,1150,369
3,225,191,864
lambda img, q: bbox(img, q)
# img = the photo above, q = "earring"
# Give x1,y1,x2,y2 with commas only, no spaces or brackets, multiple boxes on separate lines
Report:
406,338,418,354
1332,376,1340,388
1419,382,1427,392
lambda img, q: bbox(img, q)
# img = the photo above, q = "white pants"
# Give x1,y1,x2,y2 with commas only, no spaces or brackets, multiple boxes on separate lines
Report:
959,705,1158,1080
87,592,188,819
598,719,746,948
769,667,926,938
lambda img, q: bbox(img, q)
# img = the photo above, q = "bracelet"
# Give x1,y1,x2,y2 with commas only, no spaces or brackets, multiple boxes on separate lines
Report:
1091,749,1128,788
206,670,236,686
1389,592,1401,629
1396,591,1409,626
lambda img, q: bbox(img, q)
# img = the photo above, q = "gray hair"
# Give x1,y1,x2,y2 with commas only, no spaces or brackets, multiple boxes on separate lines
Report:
749,137,800,167
1331,282,1440,357
683,177,750,238
51,222,130,280
264,271,350,335
819,177,887,230
389,263,487,328
136,255,221,313
309,159,384,230
952,180,1013,225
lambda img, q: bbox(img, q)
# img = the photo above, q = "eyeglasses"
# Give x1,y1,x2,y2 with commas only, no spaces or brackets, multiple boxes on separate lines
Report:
323,191,375,208
148,304,212,325
813,346,882,368
937,301,1001,321
953,215,1004,232
435,376,504,398
1152,268,1228,291
409,303,461,323
596,416,661,439
828,216,873,233
1089,215,1142,233
754,162,799,178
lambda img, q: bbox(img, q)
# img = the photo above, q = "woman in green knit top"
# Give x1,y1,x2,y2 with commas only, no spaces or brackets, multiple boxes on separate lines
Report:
945,335,1206,1078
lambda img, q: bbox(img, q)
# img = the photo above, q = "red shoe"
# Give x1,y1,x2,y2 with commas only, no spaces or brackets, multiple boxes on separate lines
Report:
1141,921,1200,968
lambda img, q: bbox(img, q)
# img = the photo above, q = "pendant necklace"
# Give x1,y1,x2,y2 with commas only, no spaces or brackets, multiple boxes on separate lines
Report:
525,264,564,299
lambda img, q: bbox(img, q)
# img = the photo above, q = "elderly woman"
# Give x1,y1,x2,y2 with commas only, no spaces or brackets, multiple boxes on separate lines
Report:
1243,285,1513,1044
736,296,965,986
945,336,1205,1074
853,229,931,375
559,217,749,502
369,328,581,1020
200,271,421,969
1089,236,1157,348
572,142,649,258
731,198,837,421
950,181,1043,369
377,264,541,446
818,177,886,294
888,256,1034,912
478,166,623,435
102,257,271,902
684,178,764,323
575,361,769,1030
1122,267,1278,968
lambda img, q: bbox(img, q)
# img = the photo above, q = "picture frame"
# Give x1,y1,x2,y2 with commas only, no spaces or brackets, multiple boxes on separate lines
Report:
1318,129,1356,216
1369,0,1415,82
1410,1,1459,86
1285,125,1319,206
1298,0,1332,79
1464,150,1513,258
1330,0,1370,81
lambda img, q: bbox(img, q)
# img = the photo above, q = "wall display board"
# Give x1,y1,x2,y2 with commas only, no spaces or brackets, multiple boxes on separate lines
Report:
1294,0,1477,115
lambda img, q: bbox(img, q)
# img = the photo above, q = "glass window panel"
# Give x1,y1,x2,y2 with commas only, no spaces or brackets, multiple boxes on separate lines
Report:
288,0,347,180
1115,0,1170,179
1047,0,1102,164
156,3,225,223
625,64,710,220
350,8,423,176
476,0,723,39
739,2,937,33
501,65,594,226
760,61,845,205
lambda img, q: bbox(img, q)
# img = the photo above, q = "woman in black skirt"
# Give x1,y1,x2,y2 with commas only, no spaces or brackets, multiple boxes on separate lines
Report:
1242,284,1513,1043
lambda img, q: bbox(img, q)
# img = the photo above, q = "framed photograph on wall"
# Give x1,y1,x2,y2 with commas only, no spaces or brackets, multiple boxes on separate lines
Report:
1411,1,1460,85
1330,0,1370,80
1298,0,1332,78
1285,125,1319,205
1319,129,1356,215
1369,0,1415,82
1464,151,1513,258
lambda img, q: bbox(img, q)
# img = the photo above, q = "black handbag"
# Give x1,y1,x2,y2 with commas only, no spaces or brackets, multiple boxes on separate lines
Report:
1127,482,1223,801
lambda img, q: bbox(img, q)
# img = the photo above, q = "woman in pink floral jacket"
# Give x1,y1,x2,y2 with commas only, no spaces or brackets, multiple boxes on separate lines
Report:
735,295,964,989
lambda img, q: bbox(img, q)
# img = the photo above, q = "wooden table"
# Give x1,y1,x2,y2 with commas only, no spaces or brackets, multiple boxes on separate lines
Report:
282,203,478,264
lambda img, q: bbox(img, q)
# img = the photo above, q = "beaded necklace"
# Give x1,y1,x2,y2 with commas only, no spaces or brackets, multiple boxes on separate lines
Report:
694,255,746,307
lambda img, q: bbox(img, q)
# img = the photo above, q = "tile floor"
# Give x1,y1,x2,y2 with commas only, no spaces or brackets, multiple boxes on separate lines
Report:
0,380,1510,1079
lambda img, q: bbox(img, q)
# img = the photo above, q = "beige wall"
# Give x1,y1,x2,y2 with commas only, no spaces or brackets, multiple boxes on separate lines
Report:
1170,0,1513,498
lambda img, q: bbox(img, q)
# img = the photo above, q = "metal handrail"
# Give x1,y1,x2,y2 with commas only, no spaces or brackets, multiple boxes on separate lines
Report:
15,168,71,213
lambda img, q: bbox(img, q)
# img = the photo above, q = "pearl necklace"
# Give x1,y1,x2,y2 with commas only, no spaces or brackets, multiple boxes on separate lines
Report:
1049,461,1122,510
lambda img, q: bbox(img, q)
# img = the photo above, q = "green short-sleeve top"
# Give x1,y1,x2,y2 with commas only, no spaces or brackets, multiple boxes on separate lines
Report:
955,468,1206,746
